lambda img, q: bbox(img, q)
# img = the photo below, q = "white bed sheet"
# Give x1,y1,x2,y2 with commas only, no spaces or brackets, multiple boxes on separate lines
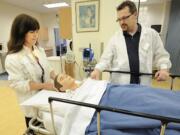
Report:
21,78,108,135
40,111,63,134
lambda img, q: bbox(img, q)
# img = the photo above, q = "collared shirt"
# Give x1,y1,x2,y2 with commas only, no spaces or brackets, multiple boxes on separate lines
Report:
123,24,141,84
5,45,52,117
24,45,45,83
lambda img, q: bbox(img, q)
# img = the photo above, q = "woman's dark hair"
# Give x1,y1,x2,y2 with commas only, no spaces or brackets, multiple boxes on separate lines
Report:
116,0,137,14
7,14,40,54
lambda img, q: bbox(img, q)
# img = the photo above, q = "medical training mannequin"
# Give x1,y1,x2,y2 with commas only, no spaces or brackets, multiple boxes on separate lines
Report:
54,74,80,92
5,14,57,134
24,74,180,135
91,1,171,85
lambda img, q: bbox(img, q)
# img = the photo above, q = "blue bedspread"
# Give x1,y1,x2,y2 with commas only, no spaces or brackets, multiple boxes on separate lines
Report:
85,84,180,135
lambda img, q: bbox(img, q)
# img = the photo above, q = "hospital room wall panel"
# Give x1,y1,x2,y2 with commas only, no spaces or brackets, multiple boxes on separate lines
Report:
138,1,171,45
165,0,180,75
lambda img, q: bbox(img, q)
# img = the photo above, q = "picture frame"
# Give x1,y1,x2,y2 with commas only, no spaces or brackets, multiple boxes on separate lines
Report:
75,0,100,33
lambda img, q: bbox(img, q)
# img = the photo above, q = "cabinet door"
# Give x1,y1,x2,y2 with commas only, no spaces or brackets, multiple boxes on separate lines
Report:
39,27,49,41
58,7,72,39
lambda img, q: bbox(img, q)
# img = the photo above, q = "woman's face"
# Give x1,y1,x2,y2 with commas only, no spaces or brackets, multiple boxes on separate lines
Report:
57,74,76,91
24,30,39,46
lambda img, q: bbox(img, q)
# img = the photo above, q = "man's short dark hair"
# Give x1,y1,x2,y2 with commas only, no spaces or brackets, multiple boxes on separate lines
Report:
116,0,137,14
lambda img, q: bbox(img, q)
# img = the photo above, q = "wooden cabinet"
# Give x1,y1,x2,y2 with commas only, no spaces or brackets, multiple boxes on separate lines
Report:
58,7,72,39
39,27,49,41
65,62,75,78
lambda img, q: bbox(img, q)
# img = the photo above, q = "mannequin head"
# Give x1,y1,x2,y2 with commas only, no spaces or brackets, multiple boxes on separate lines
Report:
55,74,78,92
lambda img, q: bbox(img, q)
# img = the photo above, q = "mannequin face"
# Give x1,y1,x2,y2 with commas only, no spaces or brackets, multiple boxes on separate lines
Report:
57,74,77,91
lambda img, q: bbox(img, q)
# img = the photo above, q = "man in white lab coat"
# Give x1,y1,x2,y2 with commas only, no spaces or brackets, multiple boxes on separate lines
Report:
91,1,171,85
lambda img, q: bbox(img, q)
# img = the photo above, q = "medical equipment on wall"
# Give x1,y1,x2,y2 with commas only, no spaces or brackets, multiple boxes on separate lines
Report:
65,41,75,64
83,43,97,68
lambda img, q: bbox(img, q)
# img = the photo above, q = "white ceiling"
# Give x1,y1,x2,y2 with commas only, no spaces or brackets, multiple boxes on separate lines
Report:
0,0,71,13
137,0,171,4
1,0,171,13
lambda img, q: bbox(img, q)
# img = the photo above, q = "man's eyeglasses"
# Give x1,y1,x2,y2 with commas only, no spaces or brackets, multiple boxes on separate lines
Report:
116,14,133,22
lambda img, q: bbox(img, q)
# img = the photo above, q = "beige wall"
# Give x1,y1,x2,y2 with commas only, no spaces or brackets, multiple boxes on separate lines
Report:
0,1,58,55
72,0,122,79
72,0,122,61
0,1,42,51
41,13,59,55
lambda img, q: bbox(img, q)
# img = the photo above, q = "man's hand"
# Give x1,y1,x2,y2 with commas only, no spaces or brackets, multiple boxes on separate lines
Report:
90,69,100,80
155,69,169,81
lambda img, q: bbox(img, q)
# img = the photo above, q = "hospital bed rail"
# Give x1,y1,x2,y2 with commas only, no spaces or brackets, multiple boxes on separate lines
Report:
84,69,180,90
48,97,180,135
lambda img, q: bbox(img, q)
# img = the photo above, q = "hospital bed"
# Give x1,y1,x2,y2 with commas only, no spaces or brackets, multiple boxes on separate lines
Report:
23,88,180,135
23,71,180,135
48,97,180,135
22,79,180,135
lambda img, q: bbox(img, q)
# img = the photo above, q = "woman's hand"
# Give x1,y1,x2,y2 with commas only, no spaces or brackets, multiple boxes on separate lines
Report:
42,82,56,91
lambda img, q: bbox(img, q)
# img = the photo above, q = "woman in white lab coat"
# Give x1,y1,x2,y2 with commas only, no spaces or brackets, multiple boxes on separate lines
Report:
5,14,57,133
91,1,171,85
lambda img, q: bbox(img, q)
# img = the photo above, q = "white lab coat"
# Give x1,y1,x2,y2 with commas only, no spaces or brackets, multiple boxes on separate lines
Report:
5,45,53,117
95,26,171,85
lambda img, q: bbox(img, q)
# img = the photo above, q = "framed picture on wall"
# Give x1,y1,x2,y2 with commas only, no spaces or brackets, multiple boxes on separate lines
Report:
75,0,100,33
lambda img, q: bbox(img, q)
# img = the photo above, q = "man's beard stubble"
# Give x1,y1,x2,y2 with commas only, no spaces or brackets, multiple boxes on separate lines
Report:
121,24,128,31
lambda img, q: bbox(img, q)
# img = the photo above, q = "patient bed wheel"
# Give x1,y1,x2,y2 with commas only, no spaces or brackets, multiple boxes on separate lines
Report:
23,118,44,135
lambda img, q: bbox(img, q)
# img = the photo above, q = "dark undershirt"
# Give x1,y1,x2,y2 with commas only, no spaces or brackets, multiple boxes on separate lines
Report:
123,24,141,84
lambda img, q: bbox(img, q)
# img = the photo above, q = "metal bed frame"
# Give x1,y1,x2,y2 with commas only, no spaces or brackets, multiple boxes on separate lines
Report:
24,70,180,135
23,110,53,135
84,69,180,90
48,97,180,135
24,119,52,135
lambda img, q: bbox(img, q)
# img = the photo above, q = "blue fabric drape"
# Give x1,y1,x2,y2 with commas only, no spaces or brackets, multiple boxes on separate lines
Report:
85,84,180,135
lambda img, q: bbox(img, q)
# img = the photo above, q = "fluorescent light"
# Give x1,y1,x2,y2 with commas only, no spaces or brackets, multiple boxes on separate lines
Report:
131,0,147,2
43,2,69,8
